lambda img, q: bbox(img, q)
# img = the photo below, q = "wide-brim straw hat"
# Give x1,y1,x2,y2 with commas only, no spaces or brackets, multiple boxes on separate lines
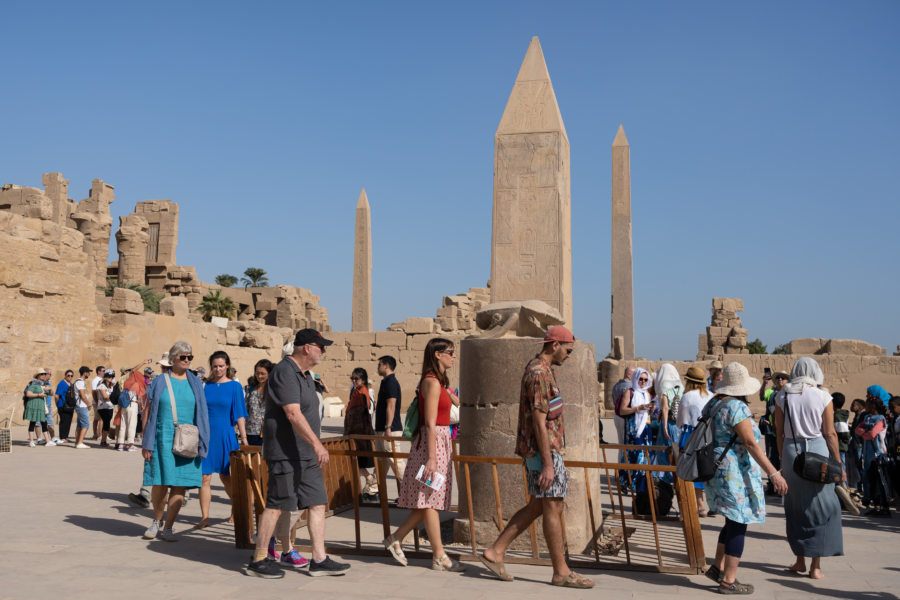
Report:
684,366,707,384
709,360,724,370
157,353,172,368
715,362,761,397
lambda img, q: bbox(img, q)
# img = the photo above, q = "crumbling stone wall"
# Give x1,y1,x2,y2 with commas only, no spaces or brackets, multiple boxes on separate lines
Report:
115,214,149,285
70,179,114,288
432,287,490,333
698,297,748,359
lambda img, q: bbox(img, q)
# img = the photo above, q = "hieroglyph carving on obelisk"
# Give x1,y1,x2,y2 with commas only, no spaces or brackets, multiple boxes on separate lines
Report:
611,124,635,359
490,37,573,328
352,188,373,332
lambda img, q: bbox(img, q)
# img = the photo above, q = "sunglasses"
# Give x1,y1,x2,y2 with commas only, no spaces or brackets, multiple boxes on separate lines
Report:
638,377,649,383
65,374,73,378
178,354,194,361
350,376,360,381
440,350,455,356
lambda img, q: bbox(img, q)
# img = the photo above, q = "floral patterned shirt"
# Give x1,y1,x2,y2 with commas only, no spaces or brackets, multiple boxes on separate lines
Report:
704,397,765,524
515,356,565,459
245,385,265,436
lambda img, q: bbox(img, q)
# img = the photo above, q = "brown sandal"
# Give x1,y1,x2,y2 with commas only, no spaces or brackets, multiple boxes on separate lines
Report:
552,572,594,588
478,552,514,581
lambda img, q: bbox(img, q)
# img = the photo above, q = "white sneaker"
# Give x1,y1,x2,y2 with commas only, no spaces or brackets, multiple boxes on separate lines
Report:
51,438,60,444
45,440,57,447
127,445,139,452
75,443,89,449
144,520,161,539
29,441,36,447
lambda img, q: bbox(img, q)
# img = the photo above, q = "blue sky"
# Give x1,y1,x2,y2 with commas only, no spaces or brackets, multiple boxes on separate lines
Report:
3,1,898,360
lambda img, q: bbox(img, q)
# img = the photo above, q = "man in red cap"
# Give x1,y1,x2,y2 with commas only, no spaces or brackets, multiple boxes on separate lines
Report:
478,326,594,588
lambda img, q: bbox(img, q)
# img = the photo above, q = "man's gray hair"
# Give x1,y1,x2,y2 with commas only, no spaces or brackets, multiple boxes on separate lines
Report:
167,340,193,360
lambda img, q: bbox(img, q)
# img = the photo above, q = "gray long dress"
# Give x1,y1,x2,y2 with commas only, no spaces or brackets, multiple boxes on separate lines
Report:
782,436,843,557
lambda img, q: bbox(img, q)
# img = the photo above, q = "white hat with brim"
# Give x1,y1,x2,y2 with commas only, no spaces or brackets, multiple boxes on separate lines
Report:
715,362,761,397
157,353,172,368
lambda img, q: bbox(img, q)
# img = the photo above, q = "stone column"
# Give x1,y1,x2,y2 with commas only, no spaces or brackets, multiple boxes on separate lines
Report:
611,125,635,359
490,37,573,328
115,214,149,286
71,179,114,287
352,188,372,331
41,172,70,228
457,337,600,550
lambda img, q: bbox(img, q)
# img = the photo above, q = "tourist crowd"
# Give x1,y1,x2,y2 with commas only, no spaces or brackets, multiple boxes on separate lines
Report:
19,327,898,593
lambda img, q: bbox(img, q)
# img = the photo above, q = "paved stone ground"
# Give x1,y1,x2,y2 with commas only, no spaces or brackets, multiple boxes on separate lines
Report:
1,419,897,600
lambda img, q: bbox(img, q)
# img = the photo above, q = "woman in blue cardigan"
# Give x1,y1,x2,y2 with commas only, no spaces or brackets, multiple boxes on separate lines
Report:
141,341,210,542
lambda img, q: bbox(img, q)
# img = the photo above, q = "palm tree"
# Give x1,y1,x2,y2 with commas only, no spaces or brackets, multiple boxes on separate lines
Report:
99,279,164,313
215,274,239,288
197,290,237,321
241,267,269,289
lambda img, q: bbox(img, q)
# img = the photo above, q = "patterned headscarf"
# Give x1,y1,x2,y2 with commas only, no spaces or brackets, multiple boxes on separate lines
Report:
630,368,652,436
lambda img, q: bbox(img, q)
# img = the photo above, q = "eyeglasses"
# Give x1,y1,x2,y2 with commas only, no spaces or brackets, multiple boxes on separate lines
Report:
350,377,360,381
307,343,325,352
775,375,788,381
440,350,455,356
65,374,73,378
178,354,194,361
638,377,649,383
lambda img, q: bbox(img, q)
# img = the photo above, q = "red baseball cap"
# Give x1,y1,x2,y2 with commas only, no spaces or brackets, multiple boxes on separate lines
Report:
541,325,575,344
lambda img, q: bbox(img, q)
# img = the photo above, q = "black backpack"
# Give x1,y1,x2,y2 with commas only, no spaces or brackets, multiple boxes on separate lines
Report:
62,384,79,413
109,382,121,406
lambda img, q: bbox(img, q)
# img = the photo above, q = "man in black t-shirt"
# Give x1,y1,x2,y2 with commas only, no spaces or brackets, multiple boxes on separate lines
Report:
244,329,350,579
374,356,405,490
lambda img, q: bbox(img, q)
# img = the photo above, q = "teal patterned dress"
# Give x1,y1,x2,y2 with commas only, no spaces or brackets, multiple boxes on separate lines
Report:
705,397,766,524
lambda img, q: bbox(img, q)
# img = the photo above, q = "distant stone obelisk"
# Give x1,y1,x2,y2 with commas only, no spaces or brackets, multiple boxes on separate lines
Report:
352,188,372,332
611,124,635,359
490,36,573,328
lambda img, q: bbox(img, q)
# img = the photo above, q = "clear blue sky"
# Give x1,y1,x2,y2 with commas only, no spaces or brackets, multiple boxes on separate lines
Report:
3,1,898,360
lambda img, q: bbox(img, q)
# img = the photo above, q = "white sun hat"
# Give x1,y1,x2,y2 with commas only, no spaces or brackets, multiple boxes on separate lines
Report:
715,362,761,397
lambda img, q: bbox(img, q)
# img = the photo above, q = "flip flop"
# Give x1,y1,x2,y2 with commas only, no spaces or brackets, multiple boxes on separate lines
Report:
552,572,594,589
477,552,514,582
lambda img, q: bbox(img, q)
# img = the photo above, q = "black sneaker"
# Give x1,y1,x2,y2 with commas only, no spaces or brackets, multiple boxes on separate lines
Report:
244,557,285,578
128,493,150,509
308,556,350,577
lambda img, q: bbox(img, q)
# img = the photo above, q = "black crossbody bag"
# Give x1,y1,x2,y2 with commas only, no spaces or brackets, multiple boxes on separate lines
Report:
784,395,842,485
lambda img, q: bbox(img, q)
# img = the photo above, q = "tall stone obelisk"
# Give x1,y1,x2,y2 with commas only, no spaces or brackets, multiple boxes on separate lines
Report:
490,36,573,327
611,125,635,359
352,188,372,332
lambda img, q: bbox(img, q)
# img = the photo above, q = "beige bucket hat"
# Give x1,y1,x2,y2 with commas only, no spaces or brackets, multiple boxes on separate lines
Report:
715,362,761,397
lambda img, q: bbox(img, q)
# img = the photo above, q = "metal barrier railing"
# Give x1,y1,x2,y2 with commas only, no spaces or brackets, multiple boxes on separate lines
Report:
230,435,705,573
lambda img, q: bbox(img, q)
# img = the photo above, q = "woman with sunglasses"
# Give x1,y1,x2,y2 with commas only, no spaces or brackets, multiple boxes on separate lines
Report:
55,370,75,443
618,367,654,493
383,338,464,572
344,367,378,499
141,341,210,542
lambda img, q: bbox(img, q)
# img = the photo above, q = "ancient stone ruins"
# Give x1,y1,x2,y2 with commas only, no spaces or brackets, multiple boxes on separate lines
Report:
2,36,899,546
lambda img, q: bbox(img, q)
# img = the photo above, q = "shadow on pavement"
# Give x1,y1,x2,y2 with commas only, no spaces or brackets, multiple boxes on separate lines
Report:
63,514,146,538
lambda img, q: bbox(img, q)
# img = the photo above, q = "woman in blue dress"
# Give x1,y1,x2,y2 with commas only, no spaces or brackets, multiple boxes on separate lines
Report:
619,368,654,493
704,363,787,594
197,350,248,529
141,341,210,541
653,363,683,484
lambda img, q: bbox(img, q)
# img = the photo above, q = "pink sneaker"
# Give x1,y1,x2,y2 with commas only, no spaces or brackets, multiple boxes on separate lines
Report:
280,549,309,569
267,537,280,561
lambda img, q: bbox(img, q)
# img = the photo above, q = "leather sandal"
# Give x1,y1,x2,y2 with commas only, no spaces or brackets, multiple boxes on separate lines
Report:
382,535,407,566
717,581,754,594
552,572,594,588
477,552,514,581
432,554,464,572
